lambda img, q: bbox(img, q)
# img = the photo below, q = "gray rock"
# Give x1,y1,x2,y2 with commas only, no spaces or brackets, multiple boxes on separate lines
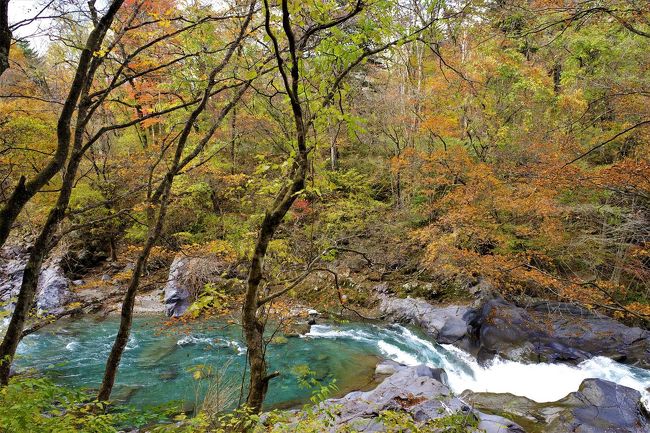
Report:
36,262,71,314
374,360,399,375
464,379,650,433
548,379,650,433
475,299,650,367
379,295,471,346
380,294,650,369
324,364,525,432
163,256,192,317
0,245,72,315
162,255,233,317
284,321,311,337
476,413,527,433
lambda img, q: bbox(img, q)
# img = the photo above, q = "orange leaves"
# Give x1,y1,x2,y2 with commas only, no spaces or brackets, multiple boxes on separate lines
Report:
414,144,586,295
421,114,461,138
291,198,312,219
592,158,650,194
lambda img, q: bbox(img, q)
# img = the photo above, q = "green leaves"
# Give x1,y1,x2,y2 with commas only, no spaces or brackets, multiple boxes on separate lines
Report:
0,377,164,433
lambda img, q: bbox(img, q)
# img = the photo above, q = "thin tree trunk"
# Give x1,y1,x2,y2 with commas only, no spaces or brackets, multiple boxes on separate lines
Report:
0,0,10,77
230,105,237,175
243,159,307,411
97,177,172,400
243,0,309,412
109,236,118,261
97,4,256,398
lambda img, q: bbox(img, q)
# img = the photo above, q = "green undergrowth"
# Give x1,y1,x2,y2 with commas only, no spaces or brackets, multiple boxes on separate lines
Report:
1,377,485,433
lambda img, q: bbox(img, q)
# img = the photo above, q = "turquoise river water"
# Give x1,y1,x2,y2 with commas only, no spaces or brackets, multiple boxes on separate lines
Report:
9,316,650,410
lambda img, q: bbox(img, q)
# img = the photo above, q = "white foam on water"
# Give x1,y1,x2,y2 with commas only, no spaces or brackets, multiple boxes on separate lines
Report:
125,335,138,351
65,341,80,351
309,324,650,410
441,344,650,409
176,335,246,355
177,335,214,346
377,340,419,365
305,325,374,341
227,340,247,355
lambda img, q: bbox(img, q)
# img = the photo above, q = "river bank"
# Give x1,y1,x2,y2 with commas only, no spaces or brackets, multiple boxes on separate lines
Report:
10,311,650,432
3,245,650,432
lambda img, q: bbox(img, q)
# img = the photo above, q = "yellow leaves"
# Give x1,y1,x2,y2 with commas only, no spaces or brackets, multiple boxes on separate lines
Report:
205,240,238,262
625,302,650,318
557,89,588,115
267,239,297,262
184,240,237,263
93,48,108,58
112,270,134,283
132,202,155,212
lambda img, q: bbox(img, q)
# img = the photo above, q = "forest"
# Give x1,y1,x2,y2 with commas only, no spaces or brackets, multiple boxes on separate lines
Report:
0,0,649,432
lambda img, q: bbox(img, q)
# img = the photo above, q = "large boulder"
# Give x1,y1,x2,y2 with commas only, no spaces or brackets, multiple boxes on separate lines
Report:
379,295,473,348
35,261,71,313
324,362,525,432
463,378,650,433
380,293,650,369
0,246,27,306
0,245,72,315
163,255,236,317
474,299,650,367
163,256,192,317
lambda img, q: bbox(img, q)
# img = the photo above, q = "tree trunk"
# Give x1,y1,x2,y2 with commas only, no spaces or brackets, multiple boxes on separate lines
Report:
109,236,118,262
0,0,10,77
0,146,84,385
97,179,171,400
230,105,237,175
96,5,255,395
552,61,562,94
0,0,125,249
0,0,125,383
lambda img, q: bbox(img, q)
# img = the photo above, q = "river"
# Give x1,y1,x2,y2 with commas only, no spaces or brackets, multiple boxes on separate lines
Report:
9,316,650,410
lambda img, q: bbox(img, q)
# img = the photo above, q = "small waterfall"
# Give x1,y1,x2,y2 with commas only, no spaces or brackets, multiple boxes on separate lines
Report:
307,324,650,409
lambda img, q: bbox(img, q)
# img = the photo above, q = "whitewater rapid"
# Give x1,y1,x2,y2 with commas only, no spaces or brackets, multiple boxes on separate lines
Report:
305,324,650,409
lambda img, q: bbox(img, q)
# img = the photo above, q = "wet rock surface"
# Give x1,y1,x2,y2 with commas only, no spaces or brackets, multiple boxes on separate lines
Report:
379,295,473,348
474,299,650,367
464,378,650,433
380,293,650,369
323,362,649,432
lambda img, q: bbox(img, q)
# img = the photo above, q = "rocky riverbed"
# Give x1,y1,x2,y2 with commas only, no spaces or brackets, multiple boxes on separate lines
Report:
3,247,650,432
324,361,650,433
379,292,650,369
